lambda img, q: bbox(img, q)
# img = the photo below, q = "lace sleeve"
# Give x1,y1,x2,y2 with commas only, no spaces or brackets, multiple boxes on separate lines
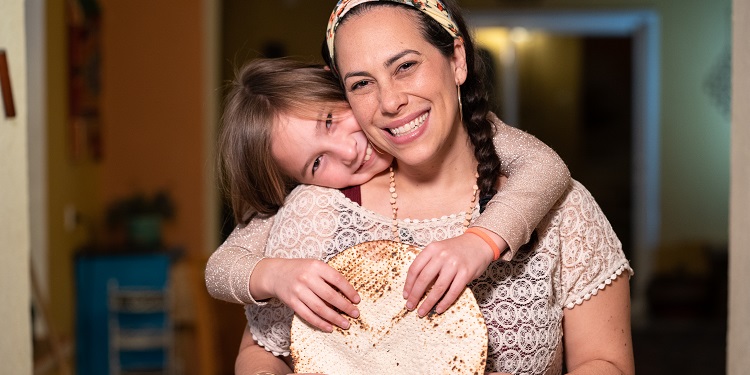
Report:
247,185,360,357
557,181,633,309
470,113,571,259
204,215,275,305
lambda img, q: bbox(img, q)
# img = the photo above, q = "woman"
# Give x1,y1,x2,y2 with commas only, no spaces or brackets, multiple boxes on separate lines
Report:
207,58,570,332
234,0,634,374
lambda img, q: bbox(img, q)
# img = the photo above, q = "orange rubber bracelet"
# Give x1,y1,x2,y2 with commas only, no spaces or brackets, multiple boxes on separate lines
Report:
464,227,501,261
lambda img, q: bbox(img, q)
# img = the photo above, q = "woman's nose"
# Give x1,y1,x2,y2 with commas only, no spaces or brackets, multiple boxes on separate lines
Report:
378,83,407,115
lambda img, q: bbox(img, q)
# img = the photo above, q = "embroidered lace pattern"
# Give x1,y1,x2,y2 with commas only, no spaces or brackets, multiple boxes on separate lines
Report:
205,115,572,305
245,180,632,374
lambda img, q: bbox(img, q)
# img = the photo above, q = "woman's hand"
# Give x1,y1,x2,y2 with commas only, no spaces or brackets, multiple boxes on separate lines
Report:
402,231,505,316
251,258,360,332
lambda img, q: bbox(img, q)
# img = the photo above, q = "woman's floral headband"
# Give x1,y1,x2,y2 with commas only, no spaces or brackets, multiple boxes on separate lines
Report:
325,0,462,66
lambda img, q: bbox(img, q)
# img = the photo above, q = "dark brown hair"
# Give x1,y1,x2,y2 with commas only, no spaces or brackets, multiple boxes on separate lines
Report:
219,58,347,224
326,0,502,199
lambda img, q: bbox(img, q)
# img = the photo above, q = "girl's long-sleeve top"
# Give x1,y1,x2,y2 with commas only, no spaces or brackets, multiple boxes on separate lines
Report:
205,113,571,304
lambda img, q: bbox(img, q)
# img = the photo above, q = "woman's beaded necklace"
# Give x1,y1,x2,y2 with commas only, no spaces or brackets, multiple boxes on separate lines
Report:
388,165,479,242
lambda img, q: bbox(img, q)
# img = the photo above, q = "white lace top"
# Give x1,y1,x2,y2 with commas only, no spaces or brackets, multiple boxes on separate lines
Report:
245,180,632,375
205,115,572,306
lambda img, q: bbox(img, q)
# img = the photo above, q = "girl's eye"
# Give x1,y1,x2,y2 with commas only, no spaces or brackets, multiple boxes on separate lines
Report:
325,113,333,129
311,156,322,175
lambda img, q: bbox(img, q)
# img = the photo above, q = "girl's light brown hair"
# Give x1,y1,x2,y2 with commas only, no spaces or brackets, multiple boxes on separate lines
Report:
219,58,348,224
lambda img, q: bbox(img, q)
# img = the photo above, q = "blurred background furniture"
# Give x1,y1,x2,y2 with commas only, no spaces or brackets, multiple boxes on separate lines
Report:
108,280,172,375
75,252,172,375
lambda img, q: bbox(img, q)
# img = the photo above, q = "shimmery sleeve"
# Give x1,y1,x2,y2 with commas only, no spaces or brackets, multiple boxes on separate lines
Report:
470,113,571,260
204,215,275,305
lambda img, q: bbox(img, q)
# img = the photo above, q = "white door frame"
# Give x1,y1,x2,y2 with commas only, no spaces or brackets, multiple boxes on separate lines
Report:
26,0,48,319
467,10,661,316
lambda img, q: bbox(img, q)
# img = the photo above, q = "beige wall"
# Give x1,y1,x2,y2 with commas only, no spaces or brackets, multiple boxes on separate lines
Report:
475,31,584,163
44,0,212,351
98,0,208,256
516,35,583,169
0,0,32,373
729,0,750,372
221,0,333,77
46,0,101,337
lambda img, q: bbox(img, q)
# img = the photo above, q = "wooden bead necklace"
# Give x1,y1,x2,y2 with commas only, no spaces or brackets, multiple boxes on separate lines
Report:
388,165,479,242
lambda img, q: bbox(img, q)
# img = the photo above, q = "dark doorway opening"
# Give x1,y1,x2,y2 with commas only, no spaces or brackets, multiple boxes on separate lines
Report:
505,35,633,259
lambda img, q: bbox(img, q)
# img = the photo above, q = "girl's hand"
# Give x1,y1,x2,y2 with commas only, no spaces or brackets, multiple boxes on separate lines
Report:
403,231,505,316
254,258,360,332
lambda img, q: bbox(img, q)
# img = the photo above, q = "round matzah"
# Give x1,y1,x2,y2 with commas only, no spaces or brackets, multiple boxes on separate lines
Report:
290,240,487,375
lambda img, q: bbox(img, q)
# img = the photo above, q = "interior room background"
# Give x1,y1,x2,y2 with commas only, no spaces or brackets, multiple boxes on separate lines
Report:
17,0,739,374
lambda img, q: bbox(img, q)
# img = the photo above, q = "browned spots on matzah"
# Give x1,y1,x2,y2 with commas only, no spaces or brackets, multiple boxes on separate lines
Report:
290,240,488,374
389,306,410,326
329,241,415,303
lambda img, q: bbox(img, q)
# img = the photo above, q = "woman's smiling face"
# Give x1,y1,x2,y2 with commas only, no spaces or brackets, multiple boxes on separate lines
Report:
271,107,393,189
333,5,467,169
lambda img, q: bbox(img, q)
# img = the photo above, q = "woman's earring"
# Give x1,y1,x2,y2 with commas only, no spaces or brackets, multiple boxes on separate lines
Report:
457,84,463,123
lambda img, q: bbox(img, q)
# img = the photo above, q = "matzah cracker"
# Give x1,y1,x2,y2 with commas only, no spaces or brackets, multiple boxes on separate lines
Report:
291,240,487,374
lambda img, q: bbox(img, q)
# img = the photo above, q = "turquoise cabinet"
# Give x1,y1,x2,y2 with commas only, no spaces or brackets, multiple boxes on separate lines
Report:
75,253,172,375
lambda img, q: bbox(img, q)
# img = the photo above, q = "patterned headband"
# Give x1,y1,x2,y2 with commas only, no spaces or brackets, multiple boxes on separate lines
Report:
325,0,462,66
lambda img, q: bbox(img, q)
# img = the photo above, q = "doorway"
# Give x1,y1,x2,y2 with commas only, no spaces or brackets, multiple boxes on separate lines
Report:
470,9,725,374
478,31,634,259
469,10,660,315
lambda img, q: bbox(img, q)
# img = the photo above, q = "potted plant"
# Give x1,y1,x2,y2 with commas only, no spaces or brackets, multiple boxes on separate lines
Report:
105,190,175,249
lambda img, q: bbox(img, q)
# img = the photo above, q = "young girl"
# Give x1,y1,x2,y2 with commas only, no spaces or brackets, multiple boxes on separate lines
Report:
205,56,571,332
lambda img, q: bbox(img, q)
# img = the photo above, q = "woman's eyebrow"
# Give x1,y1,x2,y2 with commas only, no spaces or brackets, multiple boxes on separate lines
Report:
343,69,370,81
384,49,420,68
342,49,421,81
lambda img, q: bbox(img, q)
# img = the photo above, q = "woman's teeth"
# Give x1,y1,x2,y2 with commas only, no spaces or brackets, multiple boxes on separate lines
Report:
362,143,373,165
388,113,427,136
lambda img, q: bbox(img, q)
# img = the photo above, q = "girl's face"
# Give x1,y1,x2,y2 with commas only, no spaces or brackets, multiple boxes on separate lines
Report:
334,6,467,168
271,107,393,189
